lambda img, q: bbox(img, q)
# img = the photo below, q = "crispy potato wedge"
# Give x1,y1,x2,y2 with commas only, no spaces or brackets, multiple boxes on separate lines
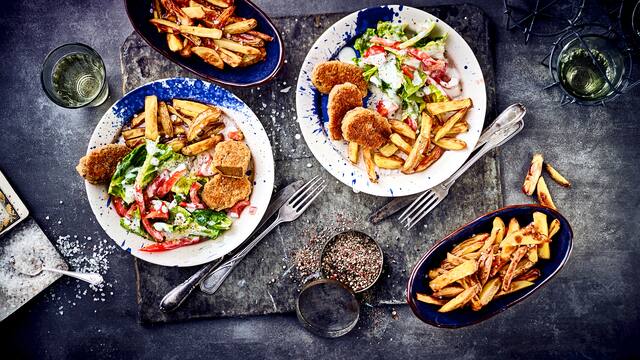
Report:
451,233,488,255
432,286,465,299
167,33,183,52
428,268,446,279
218,47,242,67
478,277,501,306
144,95,159,141
192,46,224,69
507,217,520,235
402,113,432,173
181,134,223,156
214,39,261,55
389,120,416,140
362,148,378,183
122,127,146,140
348,142,359,164
516,268,541,282
149,18,180,33
416,293,447,306
239,51,266,67
224,19,257,34
522,153,544,195
434,108,469,142
414,146,444,173
545,162,571,187
447,121,469,136
493,217,506,245
158,102,174,138
536,176,557,210
378,143,398,157
549,219,560,238
166,137,188,152
533,212,550,259
181,6,205,19
188,107,222,141
374,154,404,170
125,137,145,149
179,25,222,39
434,137,466,150
173,99,211,118
500,227,549,248
205,0,230,8
429,260,478,292
438,285,478,313
477,252,493,285
167,104,192,126
426,98,472,115
495,280,534,298
130,112,145,128
389,133,412,155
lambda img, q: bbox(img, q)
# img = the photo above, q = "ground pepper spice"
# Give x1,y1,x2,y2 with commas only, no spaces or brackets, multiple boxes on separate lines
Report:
320,231,383,292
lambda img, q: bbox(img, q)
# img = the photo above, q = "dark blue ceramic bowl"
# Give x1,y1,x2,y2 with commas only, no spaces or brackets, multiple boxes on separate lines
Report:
124,0,284,87
407,204,573,328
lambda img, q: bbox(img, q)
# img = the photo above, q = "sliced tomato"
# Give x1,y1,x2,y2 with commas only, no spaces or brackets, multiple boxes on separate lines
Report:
229,200,250,217
146,170,168,198
402,65,415,79
156,168,188,198
404,117,418,131
145,201,169,220
228,131,244,141
140,237,203,252
125,204,139,220
369,36,399,48
376,100,389,117
408,48,431,61
133,186,146,215
112,197,128,217
189,182,204,206
363,45,386,58
141,218,164,242
179,201,206,210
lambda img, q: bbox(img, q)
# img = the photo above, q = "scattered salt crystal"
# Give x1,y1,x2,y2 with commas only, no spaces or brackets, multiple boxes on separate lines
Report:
45,216,49,220
280,87,291,93
59,201,63,204
294,134,301,140
306,163,312,168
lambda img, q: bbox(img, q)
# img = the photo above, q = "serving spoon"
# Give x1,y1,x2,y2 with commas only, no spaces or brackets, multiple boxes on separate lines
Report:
12,256,103,286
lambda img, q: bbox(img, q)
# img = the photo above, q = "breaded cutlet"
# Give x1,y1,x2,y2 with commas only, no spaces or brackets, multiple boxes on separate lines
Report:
327,82,364,140
341,107,392,149
213,140,251,178
311,61,368,96
76,144,131,184
201,174,252,211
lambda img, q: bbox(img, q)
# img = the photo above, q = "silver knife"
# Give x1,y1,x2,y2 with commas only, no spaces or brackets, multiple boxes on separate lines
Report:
369,104,526,224
159,180,304,312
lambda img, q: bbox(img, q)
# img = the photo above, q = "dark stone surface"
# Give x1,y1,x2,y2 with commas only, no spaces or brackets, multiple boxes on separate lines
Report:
0,0,638,359
128,4,500,323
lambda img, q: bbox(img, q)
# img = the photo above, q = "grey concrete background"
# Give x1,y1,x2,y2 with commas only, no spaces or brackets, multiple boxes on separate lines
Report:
0,0,638,359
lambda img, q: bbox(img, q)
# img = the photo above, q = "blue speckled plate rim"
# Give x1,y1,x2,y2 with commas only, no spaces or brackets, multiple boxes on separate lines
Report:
406,204,574,328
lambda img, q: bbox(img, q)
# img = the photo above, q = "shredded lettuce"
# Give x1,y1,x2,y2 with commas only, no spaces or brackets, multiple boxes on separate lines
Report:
192,209,232,231
135,141,184,188
354,28,376,54
362,65,378,82
172,175,198,195
120,208,148,238
108,144,146,203
418,35,448,60
376,22,407,41
398,20,435,49
426,84,449,103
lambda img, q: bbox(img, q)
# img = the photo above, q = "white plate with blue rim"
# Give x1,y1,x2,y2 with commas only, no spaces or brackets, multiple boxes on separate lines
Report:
84,77,274,267
296,5,486,197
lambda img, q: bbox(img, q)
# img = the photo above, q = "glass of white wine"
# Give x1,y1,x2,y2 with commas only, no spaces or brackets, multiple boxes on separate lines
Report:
41,43,108,108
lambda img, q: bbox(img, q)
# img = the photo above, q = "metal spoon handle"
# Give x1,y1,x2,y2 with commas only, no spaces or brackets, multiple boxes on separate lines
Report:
158,259,223,312
477,103,526,146
42,267,104,285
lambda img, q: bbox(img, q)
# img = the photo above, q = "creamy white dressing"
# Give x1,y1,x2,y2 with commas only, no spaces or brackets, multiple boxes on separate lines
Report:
378,57,403,90
362,53,386,67
441,67,462,98
153,222,172,232
403,56,421,69
174,212,187,225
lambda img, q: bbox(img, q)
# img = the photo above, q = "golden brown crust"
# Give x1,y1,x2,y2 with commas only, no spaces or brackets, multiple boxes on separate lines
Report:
201,174,252,211
212,140,251,178
341,107,392,149
311,61,368,96
76,144,131,184
327,83,363,140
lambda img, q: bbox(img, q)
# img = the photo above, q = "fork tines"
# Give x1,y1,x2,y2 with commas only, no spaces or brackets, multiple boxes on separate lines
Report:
287,175,326,213
398,190,440,230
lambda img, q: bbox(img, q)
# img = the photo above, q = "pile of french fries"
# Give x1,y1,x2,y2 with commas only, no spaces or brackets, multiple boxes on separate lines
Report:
122,96,237,156
349,98,473,183
150,0,273,69
522,153,571,210
416,211,561,313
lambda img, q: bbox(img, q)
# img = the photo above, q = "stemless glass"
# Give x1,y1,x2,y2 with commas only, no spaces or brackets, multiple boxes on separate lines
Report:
41,43,108,108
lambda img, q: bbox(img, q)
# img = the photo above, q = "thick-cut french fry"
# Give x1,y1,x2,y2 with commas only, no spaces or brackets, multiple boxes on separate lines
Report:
125,137,145,149
348,142,359,164
188,107,222,141
122,128,146,140
451,233,488,255
416,293,447,306
402,113,432,173
167,33,183,52
213,38,260,55
478,277,501,306
217,48,242,67
533,212,550,259
426,98,472,115
493,217,506,245
224,19,258,34
226,33,265,48
507,218,520,235
389,120,416,140
378,143,398,157
536,177,557,210
174,126,186,135
495,280,534,298
549,219,560,238
179,25,222,39
429,260,477,292
522,153,544,195
149,18,180,33
167,104,192,126
247,30,274,41
434,137,466,150
205,0,230,8
447,121,469,136
158,102,174,138
428,268,446,279
192,47,224,68
166,138,187,152
434,108,469,141
130,112,145,128
432,286,465,298
144,96,159,141
181,134,223,156
545,162,571,187
414,146,444,172
362,148,378,183
500,226,549,248
477,252,493,285
181,6,205,19
173,99,211,118
239,50,266,67
438,286,478,313
389,133,412,154
373,154,404,169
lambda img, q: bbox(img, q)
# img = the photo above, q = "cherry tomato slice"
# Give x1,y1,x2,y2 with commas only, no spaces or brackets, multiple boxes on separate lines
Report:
156,169,188,198
140,237,202,252
112,197,128,217
363,45,386,58
146,170,168,198
229,200,251,217
141,218,164,242
189,182,204,206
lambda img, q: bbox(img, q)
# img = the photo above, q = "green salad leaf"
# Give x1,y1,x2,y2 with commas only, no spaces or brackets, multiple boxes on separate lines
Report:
108,144,147,203
354,28,376,54
427,84,449,103
398,20,435,49
376,21,407,41
119,207,148,239
135,141,184,188
192,209,232,230
172,175,199,195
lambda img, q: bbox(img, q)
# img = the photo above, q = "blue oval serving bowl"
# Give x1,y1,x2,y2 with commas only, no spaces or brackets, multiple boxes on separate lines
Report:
124,0,285,88
407,204,573,328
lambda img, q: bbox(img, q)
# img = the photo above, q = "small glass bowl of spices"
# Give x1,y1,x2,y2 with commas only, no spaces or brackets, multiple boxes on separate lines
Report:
320,230,384,293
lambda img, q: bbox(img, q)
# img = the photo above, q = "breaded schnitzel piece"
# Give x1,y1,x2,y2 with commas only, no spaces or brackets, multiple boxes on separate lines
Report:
213,140,251,178
327,82,364,140
201,174,252,211
76,144,131,184
341,107,392,149
311,61,368,96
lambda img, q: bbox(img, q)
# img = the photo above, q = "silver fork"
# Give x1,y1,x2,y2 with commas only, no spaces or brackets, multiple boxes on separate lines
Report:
196,176,326,296
399,105,526,229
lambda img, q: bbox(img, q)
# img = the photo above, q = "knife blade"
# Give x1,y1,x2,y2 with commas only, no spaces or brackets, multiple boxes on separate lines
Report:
368,196,419,224
159,180,304,312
